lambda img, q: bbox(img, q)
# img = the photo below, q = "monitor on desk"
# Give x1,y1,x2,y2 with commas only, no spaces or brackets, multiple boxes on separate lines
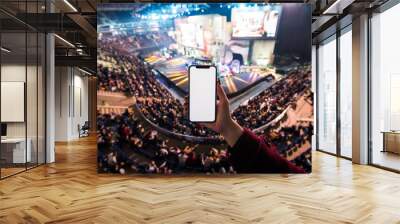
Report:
1,123,7,138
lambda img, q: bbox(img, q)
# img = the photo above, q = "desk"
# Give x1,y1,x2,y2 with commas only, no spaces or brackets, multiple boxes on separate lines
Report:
1,138,31,163
381,131,400,154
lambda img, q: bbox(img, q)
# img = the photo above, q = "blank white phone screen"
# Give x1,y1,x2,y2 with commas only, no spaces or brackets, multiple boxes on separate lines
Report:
189,66,216,122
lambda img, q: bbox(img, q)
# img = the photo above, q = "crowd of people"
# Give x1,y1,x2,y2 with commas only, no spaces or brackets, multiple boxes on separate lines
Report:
124,31,174,50
97,110,234,174
265,121,313,172
99,31,174,54
292,149,312,173
97,53,171,98
98,50,312,139
98,32,312,138
97,31,175,95
232,68,312,130
97,31,313,174
98,38,219,137
97,108,312,174
137,97,218,137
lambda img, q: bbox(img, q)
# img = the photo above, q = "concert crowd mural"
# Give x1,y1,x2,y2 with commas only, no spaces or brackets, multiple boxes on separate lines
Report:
97,3,313,174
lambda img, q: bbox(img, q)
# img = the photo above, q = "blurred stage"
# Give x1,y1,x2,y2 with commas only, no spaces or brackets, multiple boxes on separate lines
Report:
146,55,280,95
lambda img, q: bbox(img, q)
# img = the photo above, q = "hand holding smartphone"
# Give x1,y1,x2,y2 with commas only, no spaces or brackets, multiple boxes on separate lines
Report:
188,65,217,123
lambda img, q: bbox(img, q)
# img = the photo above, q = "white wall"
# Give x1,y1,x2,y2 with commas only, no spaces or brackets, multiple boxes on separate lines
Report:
1,65,26,138
1,65,42,137
46,33,55,163
1,63,46,164
352,14,369,164
55,66,70,141
54,67,89,141
72,73,89,138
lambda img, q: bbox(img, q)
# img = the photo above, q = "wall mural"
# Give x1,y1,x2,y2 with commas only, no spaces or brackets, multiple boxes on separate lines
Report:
97,3,313,174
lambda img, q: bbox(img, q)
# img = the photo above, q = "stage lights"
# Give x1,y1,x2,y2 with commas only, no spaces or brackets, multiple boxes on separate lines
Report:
151,13,159,20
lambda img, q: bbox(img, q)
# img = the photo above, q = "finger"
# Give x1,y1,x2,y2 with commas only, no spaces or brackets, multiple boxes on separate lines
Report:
216,84,228,104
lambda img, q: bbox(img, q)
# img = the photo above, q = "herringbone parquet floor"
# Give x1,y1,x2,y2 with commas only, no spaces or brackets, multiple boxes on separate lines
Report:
1,136,400,224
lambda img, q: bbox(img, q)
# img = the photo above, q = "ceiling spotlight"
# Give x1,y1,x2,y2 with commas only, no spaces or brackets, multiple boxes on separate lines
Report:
63,0,78,12
1,47,11,53
322,0,354,15
54,34,75,48
78,67,92,76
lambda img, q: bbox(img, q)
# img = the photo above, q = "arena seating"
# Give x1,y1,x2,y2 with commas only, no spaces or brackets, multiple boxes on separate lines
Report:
137,98,218,137
97,31,312,173
97,53,170,98
232,68,311,130
264,122,313,172
98,49,218,137
97,111,235,174
98,31,174,54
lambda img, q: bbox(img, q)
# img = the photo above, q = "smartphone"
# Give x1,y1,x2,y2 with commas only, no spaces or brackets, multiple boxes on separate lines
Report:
188,65,217,123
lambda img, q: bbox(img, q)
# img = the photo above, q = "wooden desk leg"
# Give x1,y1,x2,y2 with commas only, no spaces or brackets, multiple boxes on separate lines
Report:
382,133,386,153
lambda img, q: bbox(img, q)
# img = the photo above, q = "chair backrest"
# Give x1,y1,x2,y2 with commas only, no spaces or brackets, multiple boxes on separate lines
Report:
79,121,90,131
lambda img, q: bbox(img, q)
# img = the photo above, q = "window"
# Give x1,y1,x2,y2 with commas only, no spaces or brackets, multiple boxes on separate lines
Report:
317,36,337,154
339,28,352,158
370,3,400,171
0,1,46,179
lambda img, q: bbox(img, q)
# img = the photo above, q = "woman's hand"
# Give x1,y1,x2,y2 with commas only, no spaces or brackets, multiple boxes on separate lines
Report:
200,84,231,133
185,83,243,147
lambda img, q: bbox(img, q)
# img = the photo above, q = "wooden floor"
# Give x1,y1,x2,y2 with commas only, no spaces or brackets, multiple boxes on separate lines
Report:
1,167,26,178
1,136,400,224
373,151,400,171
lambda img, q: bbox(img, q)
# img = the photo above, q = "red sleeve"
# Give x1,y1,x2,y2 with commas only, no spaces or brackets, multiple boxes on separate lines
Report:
229,128,305,173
